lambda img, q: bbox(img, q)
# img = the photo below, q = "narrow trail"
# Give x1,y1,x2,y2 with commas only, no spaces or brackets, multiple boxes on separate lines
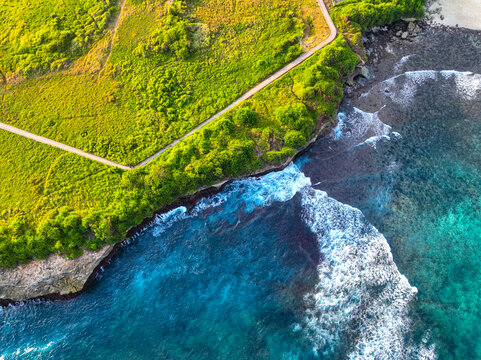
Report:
97,0,127,80
0,0,337,171
0,122,132,170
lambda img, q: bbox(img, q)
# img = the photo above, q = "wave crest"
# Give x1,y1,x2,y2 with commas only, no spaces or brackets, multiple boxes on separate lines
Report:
299,187,436,359
363,70,481,108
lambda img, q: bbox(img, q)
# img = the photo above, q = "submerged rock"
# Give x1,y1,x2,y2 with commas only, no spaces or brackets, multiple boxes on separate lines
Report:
0,245,114,303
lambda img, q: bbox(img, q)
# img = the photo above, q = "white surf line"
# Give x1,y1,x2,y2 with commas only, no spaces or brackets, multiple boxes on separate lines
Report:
0,122,132,170
0,0,337,170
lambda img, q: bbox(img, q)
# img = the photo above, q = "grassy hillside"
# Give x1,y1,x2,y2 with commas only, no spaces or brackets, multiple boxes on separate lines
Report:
1,0,330,166
0,0,425,267
0,0,118,76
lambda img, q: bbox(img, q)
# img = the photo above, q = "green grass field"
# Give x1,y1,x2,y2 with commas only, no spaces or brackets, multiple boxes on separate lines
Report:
0,0,426,267
1,0,330,165
0,0,117,75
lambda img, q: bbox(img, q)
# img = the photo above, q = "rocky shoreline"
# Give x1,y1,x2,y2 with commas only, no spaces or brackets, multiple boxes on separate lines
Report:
0,244,115,306
1,15,448,307
0,114,338,306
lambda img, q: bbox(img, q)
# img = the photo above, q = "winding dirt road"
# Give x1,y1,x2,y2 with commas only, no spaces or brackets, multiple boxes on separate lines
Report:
0,0,337,170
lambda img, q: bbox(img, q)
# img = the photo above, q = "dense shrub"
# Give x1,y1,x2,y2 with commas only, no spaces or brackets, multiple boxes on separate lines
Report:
0,0,426,267
284,130,306,148
264,147,295,163
275,103,315,136
217,118,235,133
331,0,425,32
234,108,258,127
134,1,192,59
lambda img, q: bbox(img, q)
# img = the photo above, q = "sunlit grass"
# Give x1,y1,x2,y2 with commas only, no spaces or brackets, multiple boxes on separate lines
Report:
1,0,329,165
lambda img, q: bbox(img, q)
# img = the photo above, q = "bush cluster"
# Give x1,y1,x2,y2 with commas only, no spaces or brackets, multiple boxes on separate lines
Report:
234,108,258,127
134,1,192,59
0,0,116,76
0,0,426,267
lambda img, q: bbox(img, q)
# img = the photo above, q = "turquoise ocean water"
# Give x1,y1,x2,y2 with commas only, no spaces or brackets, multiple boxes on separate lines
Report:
1,26,481,359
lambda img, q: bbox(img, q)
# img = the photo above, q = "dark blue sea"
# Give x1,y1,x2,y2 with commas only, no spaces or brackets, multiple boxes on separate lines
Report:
1,25,481,360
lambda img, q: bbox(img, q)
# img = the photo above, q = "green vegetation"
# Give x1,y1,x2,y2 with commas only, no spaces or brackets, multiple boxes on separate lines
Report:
0,0,117,75
234,108,258,127
275,103,314,137
331,0,425,32
284,130,306,148
1,0,330,165
0,0,425,267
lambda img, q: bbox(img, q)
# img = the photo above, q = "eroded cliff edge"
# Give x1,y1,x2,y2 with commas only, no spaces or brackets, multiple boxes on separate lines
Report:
0,115,338,305
0,245,113,304
0,7,428,305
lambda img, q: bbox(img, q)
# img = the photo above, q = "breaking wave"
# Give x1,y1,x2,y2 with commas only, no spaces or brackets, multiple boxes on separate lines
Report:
146,91,436,357
148,157,435,358
1,341,57,360
299,187,436,359
152,163,312,238
364,70,481,107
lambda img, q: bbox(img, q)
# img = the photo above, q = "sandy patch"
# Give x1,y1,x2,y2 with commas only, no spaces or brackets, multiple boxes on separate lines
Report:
427,0,481,30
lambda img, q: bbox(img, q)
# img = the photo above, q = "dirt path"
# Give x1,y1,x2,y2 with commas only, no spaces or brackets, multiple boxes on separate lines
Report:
137,0,336,167
0,122,132,170
97,0,127,79
0,0,337,170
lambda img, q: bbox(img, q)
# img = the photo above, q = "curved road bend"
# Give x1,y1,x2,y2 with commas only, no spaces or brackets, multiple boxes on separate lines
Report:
0,0,337,170
0,122,132,170
136,0,337,167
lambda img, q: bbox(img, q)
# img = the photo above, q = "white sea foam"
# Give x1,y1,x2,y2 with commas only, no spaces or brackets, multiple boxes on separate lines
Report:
367,70,481,108
299,187,437,359
394,55,414,72
391,131,402,139
333,107,393,152
384,70,437,107
440,71,481,100
190,192,228,215
152,206,188,237
1,341,55,359
220,163,311,213
140,152,434,358
350,107,391,140
333,112,347,139
356,134,391,149
181,163,431,358
153,163,311,235
147,131,436,359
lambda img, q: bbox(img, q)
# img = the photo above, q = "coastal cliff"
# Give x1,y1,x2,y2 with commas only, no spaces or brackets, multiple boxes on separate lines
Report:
0,114,338,304
0,245,113,304
0,0,426,304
